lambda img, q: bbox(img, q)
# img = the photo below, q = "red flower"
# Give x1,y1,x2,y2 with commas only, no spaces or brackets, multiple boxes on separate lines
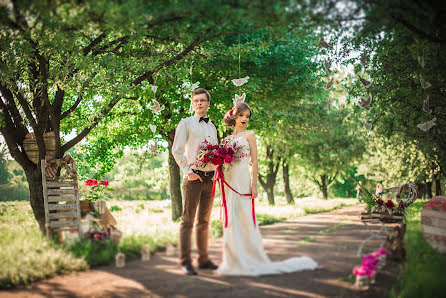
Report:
385,200,395,209
202,153,211,163
229,109,234,116
85,179,98,187
224,155,234,164
376,199,384,205
100,179,109,186
218,147,227,155
211,156,223,165
227,147,234,155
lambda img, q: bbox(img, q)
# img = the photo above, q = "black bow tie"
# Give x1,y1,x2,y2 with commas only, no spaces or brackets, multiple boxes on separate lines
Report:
199,117,209,123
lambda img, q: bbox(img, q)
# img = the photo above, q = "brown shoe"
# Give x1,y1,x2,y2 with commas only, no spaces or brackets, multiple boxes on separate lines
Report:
198,260,218,270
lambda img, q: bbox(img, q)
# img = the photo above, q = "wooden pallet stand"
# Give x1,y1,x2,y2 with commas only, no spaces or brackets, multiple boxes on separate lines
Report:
41,159,82,241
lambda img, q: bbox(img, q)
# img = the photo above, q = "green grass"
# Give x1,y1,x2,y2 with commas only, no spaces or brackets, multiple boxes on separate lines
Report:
256,213,286,225
0,202,88,289
299,236,315,243
390,200,446,297
319,223,343,235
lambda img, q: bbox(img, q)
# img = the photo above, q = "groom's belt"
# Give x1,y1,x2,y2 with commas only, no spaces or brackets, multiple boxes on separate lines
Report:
192,169,215,177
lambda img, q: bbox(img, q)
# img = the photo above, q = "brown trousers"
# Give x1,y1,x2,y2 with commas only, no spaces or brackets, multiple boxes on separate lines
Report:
179,175,214,266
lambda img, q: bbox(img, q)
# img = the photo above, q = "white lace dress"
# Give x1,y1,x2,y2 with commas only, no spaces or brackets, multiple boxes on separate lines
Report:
216,136,318,276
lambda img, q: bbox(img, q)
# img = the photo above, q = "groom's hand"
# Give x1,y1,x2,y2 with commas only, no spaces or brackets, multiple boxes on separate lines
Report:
187,173,203,182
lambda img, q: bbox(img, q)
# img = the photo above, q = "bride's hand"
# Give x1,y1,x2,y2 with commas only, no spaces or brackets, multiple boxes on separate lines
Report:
251,185,258,199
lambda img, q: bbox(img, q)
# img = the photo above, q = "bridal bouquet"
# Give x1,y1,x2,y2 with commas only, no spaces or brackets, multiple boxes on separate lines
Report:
193,139,243,168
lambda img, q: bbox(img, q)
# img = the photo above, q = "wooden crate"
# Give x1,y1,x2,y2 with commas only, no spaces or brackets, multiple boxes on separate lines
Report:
24,132,56,164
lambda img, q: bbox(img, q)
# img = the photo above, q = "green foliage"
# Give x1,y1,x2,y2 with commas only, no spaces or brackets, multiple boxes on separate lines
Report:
0,202,88,289
109,205,122,212
390,200,446,297
210,220,223,238
256,213,285,225
0,146,11,184
66,239,118,267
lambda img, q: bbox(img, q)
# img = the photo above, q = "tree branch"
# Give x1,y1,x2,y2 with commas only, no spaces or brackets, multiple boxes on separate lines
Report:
61,95,121,153
60,95,82,120
83,33,107,56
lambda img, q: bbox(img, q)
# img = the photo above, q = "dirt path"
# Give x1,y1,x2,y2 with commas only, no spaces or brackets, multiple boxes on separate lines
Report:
2,204,397,298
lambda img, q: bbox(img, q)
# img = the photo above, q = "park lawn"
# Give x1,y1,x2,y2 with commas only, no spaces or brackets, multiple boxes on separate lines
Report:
390,199,446,297
0,197,357,288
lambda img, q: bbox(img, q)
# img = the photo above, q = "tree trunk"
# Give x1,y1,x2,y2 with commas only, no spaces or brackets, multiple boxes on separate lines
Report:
25,167,46,233
426,181,433,198
283,161,294,204
258,145,280,206
434,179,442,196
167,130,182,221
320,174,328,200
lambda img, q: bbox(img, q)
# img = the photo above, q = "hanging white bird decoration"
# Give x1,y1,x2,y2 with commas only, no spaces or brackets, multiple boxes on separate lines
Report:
417,117,436,132
190,81,200,90
231,76,250,87
361,121,372,131
149,99,165,114
150,85,158,94
358,74,372,88
150,140,158,154
319,37,333,50
419,74,431,89
233,93,246,106
149,124,157,134
358,95,372,111
323,60,332,72
323,78,334,90
360,52,368,67
423,96,432,114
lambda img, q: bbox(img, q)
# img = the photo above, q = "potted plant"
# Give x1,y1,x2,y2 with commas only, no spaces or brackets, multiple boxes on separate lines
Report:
81,179,111,213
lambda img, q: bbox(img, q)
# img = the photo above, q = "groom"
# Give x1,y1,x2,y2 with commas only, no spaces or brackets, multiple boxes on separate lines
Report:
172,88,219,275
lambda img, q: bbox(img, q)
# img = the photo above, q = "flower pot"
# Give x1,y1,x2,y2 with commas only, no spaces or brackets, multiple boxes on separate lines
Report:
355,274,369,290
80,200,94,212
95,201,106,215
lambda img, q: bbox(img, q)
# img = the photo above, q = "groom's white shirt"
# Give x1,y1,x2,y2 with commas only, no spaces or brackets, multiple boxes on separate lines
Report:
172,113,218,176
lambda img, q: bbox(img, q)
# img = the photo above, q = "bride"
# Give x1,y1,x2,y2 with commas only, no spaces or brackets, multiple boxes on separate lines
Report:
216,102,318,276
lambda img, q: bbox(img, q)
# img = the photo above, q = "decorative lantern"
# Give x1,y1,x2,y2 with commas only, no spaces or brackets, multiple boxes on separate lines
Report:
115,252,125,268
421,196,446,253
141,246,151,261
166,243,176,256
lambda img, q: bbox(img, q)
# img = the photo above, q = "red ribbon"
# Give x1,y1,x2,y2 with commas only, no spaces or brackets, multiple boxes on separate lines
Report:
211,166,256,228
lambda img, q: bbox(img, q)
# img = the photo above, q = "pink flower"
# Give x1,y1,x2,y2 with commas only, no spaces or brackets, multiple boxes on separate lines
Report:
353,266,367,276
99,180,109,186
376,199,384,205
377,248,388,255
385,200,395,209
85,179,98,187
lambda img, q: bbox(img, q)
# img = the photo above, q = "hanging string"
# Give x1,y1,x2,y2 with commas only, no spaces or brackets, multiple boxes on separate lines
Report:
238,33,241,81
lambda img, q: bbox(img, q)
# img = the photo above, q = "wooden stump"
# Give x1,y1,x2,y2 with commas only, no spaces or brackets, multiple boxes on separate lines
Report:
421,196,446,253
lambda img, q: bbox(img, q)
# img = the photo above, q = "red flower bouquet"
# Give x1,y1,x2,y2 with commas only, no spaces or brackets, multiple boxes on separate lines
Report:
194,139,242,169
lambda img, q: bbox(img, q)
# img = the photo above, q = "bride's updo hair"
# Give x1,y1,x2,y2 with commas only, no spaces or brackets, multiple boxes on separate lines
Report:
223,102,252,128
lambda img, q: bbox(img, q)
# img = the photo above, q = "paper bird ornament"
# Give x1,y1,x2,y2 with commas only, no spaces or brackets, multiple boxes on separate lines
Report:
149,124,157,134
233,93,246,106
150,85,158,94
150,140,158,154
150,99,165,114
232,76,250,87
361,121,372,131
358,95,372,110
323,78,334,90
423,96,432,114
417,117,436,132
358,75,371,88
319,37,333,50
420,74,431,89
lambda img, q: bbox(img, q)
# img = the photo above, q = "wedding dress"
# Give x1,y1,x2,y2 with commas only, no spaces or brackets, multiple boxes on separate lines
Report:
216,136,318,276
